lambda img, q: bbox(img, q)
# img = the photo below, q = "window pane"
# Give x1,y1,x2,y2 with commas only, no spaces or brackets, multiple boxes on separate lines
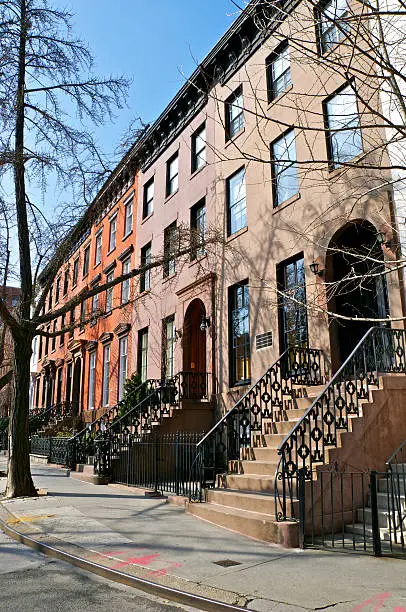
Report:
102,345,110,407
326,86,362,167
229,282,250,386
272,130,298,206
228,168,246,235
118,337,128,401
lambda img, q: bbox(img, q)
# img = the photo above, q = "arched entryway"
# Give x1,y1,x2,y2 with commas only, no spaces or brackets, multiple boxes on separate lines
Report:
71,358,82,416
326,220,389,370
183,299,207,399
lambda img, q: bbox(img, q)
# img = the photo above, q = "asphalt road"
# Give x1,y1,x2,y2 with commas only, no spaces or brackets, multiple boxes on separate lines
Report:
0,531,193,612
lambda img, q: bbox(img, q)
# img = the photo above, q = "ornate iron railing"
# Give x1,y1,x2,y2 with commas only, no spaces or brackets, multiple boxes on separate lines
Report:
0,430,7,451
69,372,212,470
110,431,204,497
30,435,72,465
275,327,406,521
190,346,327,501
94,383,186,476
29,402,73,435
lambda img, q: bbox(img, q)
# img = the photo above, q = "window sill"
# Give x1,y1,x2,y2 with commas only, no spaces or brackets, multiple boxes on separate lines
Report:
228,381,251,392
93,262,101,270
141,214,153,226
107,247,116,257
165,189,179,204
103,311,112,319
272,192,301,214
190,164,207,181
162,273,176,284
79,327,85,335
226,226,248,243
123,229,133,241
225,127,245,149
82,273,89,281
327,151,365,179
189,253,207,267
119,301,130,309
267,83,294,110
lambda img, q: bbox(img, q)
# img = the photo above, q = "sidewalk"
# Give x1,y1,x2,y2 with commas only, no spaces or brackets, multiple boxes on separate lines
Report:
0,460,405,612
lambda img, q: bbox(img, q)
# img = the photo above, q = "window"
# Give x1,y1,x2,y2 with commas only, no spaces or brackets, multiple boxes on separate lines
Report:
267,43,292,102
190,199,206,260
91,287,99,319
45,326,50,356
55,277,61,304
80,300,86,329
63,271,69,295
191,123,206,173
225,86,244,140
73,259,79,286
60,314,65,347
121,257,131,304
140,243,151,292
229,281,251,386
271,129,299,207
48,287,53,311
69,308,75,338
95,232,102,266
227,167,246,236
11,295,19,308
105,271,114,313
317,0,349,54
277,255,308,351
109,215,117,252
162,316,175,379
166,153,179,197
102,344,110,407
164,222,177,277
51,321,56,352
124,198,133,236
118,336,128,401
83,245,90,278
137,328,148,383
325,84,362,168
143,178,154,219
88,351,96,410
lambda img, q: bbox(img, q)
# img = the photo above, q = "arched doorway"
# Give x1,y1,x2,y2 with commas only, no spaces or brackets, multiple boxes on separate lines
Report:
326,220,389,369
183,299,207,399
71,358,82,415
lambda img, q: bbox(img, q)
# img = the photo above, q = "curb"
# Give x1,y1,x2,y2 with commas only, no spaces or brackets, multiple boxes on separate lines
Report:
0,513,250,612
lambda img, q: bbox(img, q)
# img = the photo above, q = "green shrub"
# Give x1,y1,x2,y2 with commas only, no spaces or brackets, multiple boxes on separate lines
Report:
117,373,148,419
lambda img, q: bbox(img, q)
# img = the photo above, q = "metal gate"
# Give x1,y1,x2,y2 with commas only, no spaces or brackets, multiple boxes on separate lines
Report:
298,467,406,558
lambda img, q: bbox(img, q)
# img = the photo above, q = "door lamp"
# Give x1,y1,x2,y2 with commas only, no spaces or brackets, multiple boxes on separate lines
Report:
200,316,211,332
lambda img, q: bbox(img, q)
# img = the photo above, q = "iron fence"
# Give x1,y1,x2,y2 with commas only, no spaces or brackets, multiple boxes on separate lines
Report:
102,432,204,497
0,430,7,451
299,467,406,558
30,436,71,465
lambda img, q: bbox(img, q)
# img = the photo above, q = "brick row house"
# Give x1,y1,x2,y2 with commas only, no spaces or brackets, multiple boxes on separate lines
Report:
32,0,406,546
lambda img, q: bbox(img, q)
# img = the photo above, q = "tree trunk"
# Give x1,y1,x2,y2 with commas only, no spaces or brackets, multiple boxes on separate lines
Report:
5,333,36,498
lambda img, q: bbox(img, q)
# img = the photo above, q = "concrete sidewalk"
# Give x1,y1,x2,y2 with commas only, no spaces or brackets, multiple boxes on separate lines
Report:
0,461,405,612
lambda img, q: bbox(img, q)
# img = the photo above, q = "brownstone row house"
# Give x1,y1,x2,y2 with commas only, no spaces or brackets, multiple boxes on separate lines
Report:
32,0,406,548
0,286,21,417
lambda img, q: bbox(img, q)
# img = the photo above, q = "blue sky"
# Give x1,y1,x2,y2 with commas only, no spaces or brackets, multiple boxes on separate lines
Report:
58,0,241,155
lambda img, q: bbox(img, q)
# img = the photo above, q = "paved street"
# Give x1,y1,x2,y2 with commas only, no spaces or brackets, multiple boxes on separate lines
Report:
0,529,192,611
1,462,406,611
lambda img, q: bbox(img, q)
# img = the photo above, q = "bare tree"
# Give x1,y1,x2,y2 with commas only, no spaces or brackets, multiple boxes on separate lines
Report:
0,0,132,498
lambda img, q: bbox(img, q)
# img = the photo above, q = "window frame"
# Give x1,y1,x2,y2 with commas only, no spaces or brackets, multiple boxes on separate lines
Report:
140,242,152,293
191,123,206,173
228,280,251,388
137,327,149,383
166,153,179,197
72,259,79,287
105,271,114,314
118,335,128,401
163,222,177,278
82,245,90,278
143,178,154,219
226,166,247,236
88,350,97,410
162,315,175,379
316,0,350,55
94,231,102,266
109,214,117,252
225,86,244,141
266,42,292,103
190,198,206,260
124,197,133,236
102,344,111,407
271,128,299,207
121,257,131,304
323,82,363,169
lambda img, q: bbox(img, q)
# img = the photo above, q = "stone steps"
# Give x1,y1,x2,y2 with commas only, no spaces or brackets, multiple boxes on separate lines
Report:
207,488,275,514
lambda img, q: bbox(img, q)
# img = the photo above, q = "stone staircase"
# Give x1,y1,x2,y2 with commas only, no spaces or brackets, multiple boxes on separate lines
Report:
188,383,328,544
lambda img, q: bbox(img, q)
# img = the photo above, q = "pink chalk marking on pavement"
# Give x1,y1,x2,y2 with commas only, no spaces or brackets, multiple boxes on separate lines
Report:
352,593,394,612
146,561,182,577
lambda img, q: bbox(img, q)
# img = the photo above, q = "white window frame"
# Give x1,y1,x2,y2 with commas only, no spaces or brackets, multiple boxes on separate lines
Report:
88,351,96,410
109,214,117,252
118,336,128,401
95,231,102,266
102,344,111,407
124,198,133,236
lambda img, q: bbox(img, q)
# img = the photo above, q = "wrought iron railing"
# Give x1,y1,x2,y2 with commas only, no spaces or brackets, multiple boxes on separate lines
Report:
94,384,185,476
0,430,7,451
275,327,406,521
29,402,73,435
110,431,204,497
30,435,72,465
190,346,327,501
68,372,212,470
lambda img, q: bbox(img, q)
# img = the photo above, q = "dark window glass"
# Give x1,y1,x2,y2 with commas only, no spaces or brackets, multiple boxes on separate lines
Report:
191,123,206,173
190,199,206,260
225,86,244,140
73,259,79,286
83,246,90,278
164,223,177,277
166,154,179,197
271,129,298,206
317,0,349,54
277,255,308,351
137,327,149,382
143,178,154,219
140,243,151,292
229,281,250,386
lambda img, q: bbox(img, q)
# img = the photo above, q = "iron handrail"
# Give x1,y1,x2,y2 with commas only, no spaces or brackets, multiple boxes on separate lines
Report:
386,440,406,469
196,349,290,450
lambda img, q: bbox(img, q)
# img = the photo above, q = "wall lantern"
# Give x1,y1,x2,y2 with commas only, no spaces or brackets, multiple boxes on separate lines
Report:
310,261,324,278
376,230,392,249
174,328,182,342
200,316,211,332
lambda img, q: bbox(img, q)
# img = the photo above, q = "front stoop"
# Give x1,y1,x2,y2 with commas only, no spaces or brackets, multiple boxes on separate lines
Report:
70,463,110,485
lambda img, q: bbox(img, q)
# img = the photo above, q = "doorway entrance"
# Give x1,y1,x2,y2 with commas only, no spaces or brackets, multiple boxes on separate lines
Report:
326,221,389,369
183,299,207,399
